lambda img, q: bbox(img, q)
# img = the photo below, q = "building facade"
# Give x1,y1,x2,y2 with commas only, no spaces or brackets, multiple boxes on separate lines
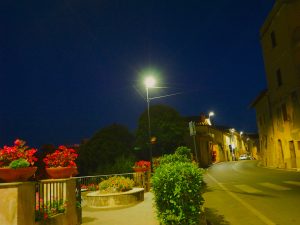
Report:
252,0,300,169
189,123,259,167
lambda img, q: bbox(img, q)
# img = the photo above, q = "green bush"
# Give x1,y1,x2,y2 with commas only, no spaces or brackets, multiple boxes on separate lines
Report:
159,153,191,166
175,146,192,160
99,176,135,193
9,158,30,169
152,161,204,225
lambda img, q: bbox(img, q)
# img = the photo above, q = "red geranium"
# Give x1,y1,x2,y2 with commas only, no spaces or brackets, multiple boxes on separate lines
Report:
0,139,37,168
133,160,151,169
43,145,78,168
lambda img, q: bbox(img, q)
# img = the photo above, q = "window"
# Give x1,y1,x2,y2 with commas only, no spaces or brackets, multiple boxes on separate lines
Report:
276,69,282,86
282,103,288,121
271,31,277,48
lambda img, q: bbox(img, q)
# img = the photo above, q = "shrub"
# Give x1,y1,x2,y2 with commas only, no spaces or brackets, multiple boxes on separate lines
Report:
152,161,204,225
99,176,135,193
175,146,192,160
159,153,191,166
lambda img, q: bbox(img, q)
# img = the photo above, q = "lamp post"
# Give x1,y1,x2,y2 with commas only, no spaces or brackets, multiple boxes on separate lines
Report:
229,128,235,161
208,111,214,125
144,76,156,171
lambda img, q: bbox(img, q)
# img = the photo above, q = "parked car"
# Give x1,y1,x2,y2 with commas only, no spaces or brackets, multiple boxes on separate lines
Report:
239,154,253,160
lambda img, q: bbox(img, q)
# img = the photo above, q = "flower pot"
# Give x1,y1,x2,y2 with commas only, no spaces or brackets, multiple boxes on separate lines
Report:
0,166,37,182
46,167,76,179
132,167,149,173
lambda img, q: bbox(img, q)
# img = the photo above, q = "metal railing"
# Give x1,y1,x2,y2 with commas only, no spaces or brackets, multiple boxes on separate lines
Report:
35,180,67,221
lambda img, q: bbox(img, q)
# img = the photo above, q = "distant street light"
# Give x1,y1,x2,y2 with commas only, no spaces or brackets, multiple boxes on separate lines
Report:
144,76,156,171
229,128,235,161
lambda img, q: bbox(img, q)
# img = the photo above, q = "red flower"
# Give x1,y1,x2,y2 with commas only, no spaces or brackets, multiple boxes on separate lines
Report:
133,160,151,169
0,139,37,167
43,145,78,168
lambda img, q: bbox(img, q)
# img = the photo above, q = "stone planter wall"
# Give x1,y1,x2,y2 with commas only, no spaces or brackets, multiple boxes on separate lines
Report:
0,182,35,225
0,179,81,225
85,188,144,209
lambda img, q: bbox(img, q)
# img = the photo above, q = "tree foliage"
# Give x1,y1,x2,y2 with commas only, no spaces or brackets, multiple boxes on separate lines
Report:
135,104,187,157
77,124,135,175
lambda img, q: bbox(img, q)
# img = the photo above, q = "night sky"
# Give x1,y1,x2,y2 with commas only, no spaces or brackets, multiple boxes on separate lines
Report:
1,0,275,148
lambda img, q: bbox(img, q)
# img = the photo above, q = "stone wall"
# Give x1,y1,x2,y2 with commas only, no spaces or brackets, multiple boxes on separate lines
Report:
0,179,80,225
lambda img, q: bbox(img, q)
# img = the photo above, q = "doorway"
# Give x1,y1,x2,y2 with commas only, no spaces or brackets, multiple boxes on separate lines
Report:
289,141,297,168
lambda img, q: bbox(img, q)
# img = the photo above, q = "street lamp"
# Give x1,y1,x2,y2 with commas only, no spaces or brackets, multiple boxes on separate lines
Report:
208,111,214,125
144,76,156,171
229,128,235,161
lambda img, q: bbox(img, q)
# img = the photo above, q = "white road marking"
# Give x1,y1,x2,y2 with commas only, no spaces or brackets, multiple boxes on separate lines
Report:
283,181,300,187
234,184,263,194
207,173,276,225
259,182,291,191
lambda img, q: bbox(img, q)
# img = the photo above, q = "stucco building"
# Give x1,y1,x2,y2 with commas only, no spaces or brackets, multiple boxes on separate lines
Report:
251,0,300,169
187,115,259,167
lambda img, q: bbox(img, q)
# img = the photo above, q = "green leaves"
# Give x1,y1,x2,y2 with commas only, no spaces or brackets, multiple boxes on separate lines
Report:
152,153,205,225
9,158,30,169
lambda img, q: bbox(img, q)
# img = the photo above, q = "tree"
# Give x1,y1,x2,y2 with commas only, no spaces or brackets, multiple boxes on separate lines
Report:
135,104,187,158
77,123,135,175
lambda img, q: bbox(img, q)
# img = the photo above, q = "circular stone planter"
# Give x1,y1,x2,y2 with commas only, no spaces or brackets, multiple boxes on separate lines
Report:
85,188,144,209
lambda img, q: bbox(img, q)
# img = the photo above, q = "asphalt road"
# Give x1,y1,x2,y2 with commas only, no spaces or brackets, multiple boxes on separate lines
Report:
203,161,300,225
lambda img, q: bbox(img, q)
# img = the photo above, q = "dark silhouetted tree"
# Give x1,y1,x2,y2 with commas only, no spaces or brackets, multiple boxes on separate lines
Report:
77,124,135,175
135,104,187,158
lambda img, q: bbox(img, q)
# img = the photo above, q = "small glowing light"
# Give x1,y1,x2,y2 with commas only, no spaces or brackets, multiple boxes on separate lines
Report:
209,111,215,117
144,77,156,88
230,128,235,133
240,131,243,135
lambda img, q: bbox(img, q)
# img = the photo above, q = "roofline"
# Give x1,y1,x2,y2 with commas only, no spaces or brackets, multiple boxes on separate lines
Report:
260,0,293,39
249,89,268,108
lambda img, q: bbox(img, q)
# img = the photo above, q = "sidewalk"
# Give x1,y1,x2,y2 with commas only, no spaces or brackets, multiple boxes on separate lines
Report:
81,192,159,225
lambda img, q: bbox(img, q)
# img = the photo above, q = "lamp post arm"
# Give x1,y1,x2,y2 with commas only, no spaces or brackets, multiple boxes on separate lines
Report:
148,91,184,100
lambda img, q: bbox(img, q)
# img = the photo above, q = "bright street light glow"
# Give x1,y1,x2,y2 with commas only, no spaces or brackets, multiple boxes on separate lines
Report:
144,76,156,88
209,111,214,117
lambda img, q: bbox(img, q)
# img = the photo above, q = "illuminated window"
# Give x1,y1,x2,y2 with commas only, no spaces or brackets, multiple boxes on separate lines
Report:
276,69,282,86
282,103,288,121
271,31,277,48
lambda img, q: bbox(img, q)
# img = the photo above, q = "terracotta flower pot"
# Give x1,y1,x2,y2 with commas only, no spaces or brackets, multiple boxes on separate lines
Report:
132,167,149,172
46,167,76,179
0,167,37,182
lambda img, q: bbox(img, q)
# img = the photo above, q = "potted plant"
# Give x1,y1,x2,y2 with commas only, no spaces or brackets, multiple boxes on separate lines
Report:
0,139,38,182
43,145,78,179
132,160,151,172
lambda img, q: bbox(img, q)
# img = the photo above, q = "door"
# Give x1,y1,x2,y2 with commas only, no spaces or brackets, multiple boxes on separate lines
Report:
289,141,297,168
278,140,284,167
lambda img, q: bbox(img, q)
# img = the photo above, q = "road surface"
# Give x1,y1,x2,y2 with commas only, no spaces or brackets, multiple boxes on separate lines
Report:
203,161,300,225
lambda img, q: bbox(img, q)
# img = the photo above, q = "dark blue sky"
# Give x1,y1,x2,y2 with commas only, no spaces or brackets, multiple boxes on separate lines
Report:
1,0,274,147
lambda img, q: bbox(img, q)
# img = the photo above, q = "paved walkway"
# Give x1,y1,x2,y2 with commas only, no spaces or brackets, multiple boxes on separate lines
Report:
82,192,159,225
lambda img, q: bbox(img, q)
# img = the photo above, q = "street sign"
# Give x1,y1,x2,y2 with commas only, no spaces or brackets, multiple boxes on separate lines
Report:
189,121,196,136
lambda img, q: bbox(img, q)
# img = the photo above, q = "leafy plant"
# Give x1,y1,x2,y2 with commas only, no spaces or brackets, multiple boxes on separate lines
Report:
99,176,135,193
9,158,30,169
35,198,67,221
0,139,37,168
175,146,192,159
152,161,205,225
159,153,191,166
